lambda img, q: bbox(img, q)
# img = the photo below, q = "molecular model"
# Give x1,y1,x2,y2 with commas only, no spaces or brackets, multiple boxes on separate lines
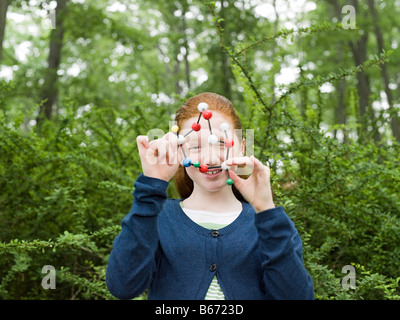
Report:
171,102,235,185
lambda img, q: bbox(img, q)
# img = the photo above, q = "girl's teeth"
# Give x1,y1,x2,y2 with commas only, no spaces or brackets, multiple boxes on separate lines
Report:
205,170,222,175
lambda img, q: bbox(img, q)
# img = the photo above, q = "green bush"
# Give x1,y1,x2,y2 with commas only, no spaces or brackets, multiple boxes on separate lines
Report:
0,91,170,299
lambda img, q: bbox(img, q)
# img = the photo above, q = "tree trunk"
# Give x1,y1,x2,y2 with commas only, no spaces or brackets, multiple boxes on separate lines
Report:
331,0,376,143
331,0,348,143
334,37,347,143
219,0,231,98
367,0,400,141
270,0,279,105
173,54,181,94
36,0,67,123
336,77,347,143
181,7,191,91
349,32,372,143
0,0,9,62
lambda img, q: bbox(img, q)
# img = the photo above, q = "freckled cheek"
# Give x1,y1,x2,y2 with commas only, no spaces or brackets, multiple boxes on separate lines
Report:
187,150,201,161
188,147,226,160
185,166,199,180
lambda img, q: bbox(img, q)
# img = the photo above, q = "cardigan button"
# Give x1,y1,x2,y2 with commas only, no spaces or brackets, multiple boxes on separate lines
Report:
210,263,217,272
211,230,219,238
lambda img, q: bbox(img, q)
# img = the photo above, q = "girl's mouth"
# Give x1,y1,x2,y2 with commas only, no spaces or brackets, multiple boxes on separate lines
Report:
205,169,222,175
203,169,223,178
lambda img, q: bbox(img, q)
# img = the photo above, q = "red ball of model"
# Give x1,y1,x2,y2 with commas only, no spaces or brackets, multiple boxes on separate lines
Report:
199,164,209,173
192,123,201,131
202,110,212,120
224,138,234,148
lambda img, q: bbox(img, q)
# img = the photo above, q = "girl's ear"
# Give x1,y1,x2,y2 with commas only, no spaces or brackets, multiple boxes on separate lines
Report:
240,138,245,157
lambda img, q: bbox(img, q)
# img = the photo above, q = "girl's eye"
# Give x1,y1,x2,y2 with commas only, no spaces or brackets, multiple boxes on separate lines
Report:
190,141,225,150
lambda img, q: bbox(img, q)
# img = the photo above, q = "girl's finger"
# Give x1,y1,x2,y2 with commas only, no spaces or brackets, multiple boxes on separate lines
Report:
157,140,168,165
250,155,270,179
225,156,252,167
225,157,254,174
136,135,149,149
167,139,180,166
136,135,151,158
227,169,245,186
163,132,182,165
144,142,158,165
166,132,179,154
148,139,159,157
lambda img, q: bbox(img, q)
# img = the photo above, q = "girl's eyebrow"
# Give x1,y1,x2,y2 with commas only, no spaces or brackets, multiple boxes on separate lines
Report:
189,140,225,148
187,130,225,144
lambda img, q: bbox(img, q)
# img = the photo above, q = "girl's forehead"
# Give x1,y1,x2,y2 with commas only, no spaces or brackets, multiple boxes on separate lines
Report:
180,111,234,133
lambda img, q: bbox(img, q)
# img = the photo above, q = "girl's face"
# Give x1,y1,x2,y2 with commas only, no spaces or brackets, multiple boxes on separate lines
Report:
179,111,245,193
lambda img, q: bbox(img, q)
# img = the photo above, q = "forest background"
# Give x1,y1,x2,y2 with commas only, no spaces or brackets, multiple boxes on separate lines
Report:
0,0,399,300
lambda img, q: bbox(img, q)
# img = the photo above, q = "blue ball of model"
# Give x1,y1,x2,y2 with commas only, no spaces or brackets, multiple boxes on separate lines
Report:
182,158,192,167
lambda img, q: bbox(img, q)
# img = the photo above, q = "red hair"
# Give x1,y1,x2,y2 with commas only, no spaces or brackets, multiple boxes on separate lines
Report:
173,92,248,202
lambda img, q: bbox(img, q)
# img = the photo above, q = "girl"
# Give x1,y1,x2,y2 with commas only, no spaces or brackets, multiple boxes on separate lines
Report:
106,92,314,300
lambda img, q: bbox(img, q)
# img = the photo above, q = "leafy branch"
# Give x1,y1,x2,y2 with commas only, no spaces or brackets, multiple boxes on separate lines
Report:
0,225,121,254
233,22,346,57
271,49,392,109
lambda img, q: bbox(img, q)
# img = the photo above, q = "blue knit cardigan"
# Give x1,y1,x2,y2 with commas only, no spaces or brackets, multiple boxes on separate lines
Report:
106,174,314,300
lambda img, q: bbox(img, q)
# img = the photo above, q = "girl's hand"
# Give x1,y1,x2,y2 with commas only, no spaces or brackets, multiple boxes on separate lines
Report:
225,155,275,213
136,132,186,182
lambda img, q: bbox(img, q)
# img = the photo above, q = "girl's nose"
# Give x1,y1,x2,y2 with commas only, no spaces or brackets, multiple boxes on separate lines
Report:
201,144,223,165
